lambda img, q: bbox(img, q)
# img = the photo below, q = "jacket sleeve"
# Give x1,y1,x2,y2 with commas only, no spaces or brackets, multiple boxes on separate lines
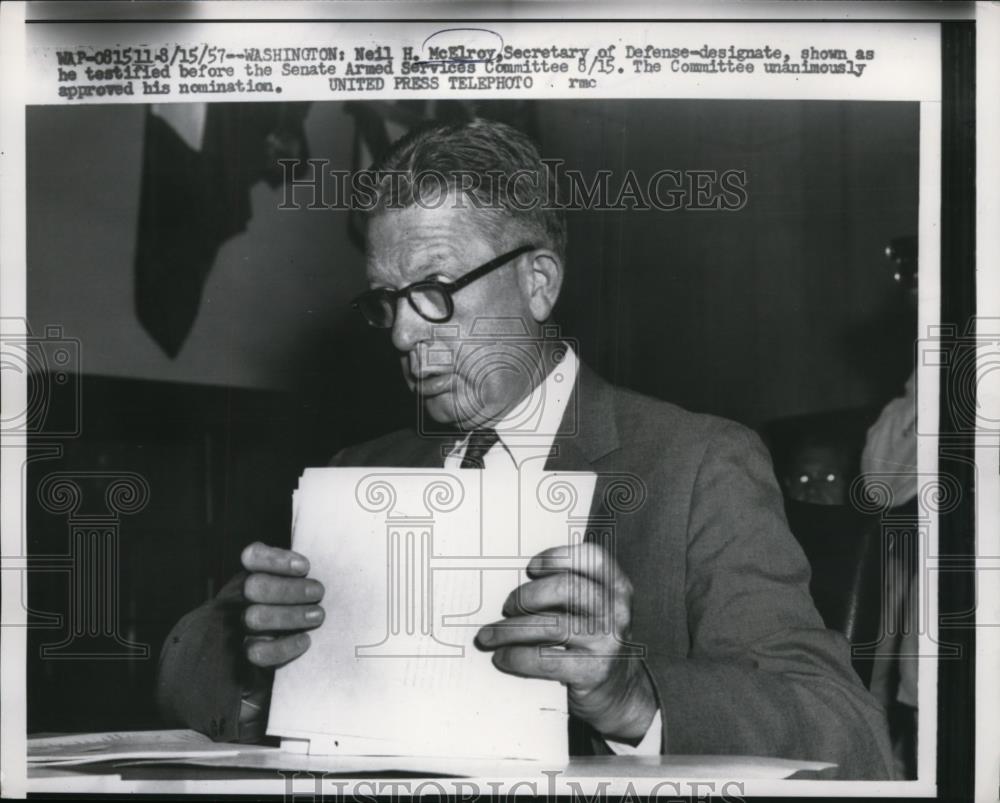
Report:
155,450,350,742
155,572,252,742
651,421,894,779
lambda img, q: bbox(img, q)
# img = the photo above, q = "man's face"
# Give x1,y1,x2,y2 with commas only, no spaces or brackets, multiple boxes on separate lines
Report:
365,202,544,429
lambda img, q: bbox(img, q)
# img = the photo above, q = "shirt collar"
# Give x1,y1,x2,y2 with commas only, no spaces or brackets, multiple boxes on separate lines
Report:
452,345,579,468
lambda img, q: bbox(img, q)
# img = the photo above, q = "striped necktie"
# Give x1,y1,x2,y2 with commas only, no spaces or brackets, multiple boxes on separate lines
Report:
459,428,499,469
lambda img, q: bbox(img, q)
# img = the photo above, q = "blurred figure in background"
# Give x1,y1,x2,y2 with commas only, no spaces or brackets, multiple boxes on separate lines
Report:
763,410,871,507
761,235,920,778
781,436,854,506
861,236,919,506
863,235,919,780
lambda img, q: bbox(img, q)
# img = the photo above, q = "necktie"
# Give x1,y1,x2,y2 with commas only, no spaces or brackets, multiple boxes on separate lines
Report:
459,428,499,469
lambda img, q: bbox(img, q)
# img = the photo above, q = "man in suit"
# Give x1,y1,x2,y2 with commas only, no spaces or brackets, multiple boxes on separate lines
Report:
156,119,893,779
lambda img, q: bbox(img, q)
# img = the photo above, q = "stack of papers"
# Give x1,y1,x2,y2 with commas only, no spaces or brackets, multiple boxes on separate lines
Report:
267,466,597,762
27,730,247,766
28,730,837,780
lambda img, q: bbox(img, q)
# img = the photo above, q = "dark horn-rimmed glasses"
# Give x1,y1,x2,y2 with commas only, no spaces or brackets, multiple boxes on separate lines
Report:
351,244,537,329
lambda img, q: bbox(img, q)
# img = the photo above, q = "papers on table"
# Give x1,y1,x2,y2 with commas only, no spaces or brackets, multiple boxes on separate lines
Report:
27,733,836,781
267,466,597,761
27,730,251,766
111,749,836,780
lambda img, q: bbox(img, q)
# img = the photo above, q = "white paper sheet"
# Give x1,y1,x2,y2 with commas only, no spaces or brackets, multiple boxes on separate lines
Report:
267,466,597,761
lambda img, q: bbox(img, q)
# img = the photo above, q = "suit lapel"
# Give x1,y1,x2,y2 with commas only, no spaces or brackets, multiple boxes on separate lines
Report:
545,361,621,527
402,362,622,506
393,359,620,472
544,361,627,755
545,361,619,470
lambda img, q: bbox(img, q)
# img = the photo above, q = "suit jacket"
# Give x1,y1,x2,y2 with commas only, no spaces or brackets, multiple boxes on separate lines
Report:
156,364,893,779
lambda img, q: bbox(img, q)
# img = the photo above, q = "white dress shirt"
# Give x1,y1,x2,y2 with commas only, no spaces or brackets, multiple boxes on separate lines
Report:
445,345,662,755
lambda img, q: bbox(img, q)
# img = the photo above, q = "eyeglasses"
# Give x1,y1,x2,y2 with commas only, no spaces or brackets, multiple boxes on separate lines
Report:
352,244,536,329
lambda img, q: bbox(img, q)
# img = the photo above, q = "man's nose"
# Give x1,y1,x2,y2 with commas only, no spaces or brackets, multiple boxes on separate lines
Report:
390,296,428,353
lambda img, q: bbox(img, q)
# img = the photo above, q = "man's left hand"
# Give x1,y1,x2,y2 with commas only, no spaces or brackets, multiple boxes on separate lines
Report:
475,542,657,743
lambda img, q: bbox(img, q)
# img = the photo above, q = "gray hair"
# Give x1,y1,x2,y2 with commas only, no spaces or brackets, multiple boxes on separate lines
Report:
364,118,567,263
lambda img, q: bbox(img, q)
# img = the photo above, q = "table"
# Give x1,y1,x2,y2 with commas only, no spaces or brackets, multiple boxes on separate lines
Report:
28,750,839,796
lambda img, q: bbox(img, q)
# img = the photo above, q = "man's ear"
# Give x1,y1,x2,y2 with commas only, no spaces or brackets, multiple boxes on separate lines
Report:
519,249,563,322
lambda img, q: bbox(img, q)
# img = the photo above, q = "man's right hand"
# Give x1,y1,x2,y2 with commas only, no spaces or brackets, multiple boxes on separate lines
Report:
240,541,325,668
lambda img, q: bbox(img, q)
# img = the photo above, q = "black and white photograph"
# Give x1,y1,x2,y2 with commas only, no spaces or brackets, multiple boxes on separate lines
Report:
1,2,994,800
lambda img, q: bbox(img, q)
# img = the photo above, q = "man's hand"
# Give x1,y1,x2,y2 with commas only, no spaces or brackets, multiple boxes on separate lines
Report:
474,543,657,743
240,542,325,668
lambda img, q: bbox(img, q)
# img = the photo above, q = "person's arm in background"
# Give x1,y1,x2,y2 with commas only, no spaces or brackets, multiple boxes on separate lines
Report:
861,370,918,506
648,421,894,779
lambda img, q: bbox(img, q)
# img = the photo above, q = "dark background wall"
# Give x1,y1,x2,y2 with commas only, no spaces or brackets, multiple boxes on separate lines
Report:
27,100,918,418
24,99,918,731
546,100,918,422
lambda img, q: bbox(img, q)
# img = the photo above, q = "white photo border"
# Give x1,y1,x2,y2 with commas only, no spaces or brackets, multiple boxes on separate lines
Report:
1,2,994,800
